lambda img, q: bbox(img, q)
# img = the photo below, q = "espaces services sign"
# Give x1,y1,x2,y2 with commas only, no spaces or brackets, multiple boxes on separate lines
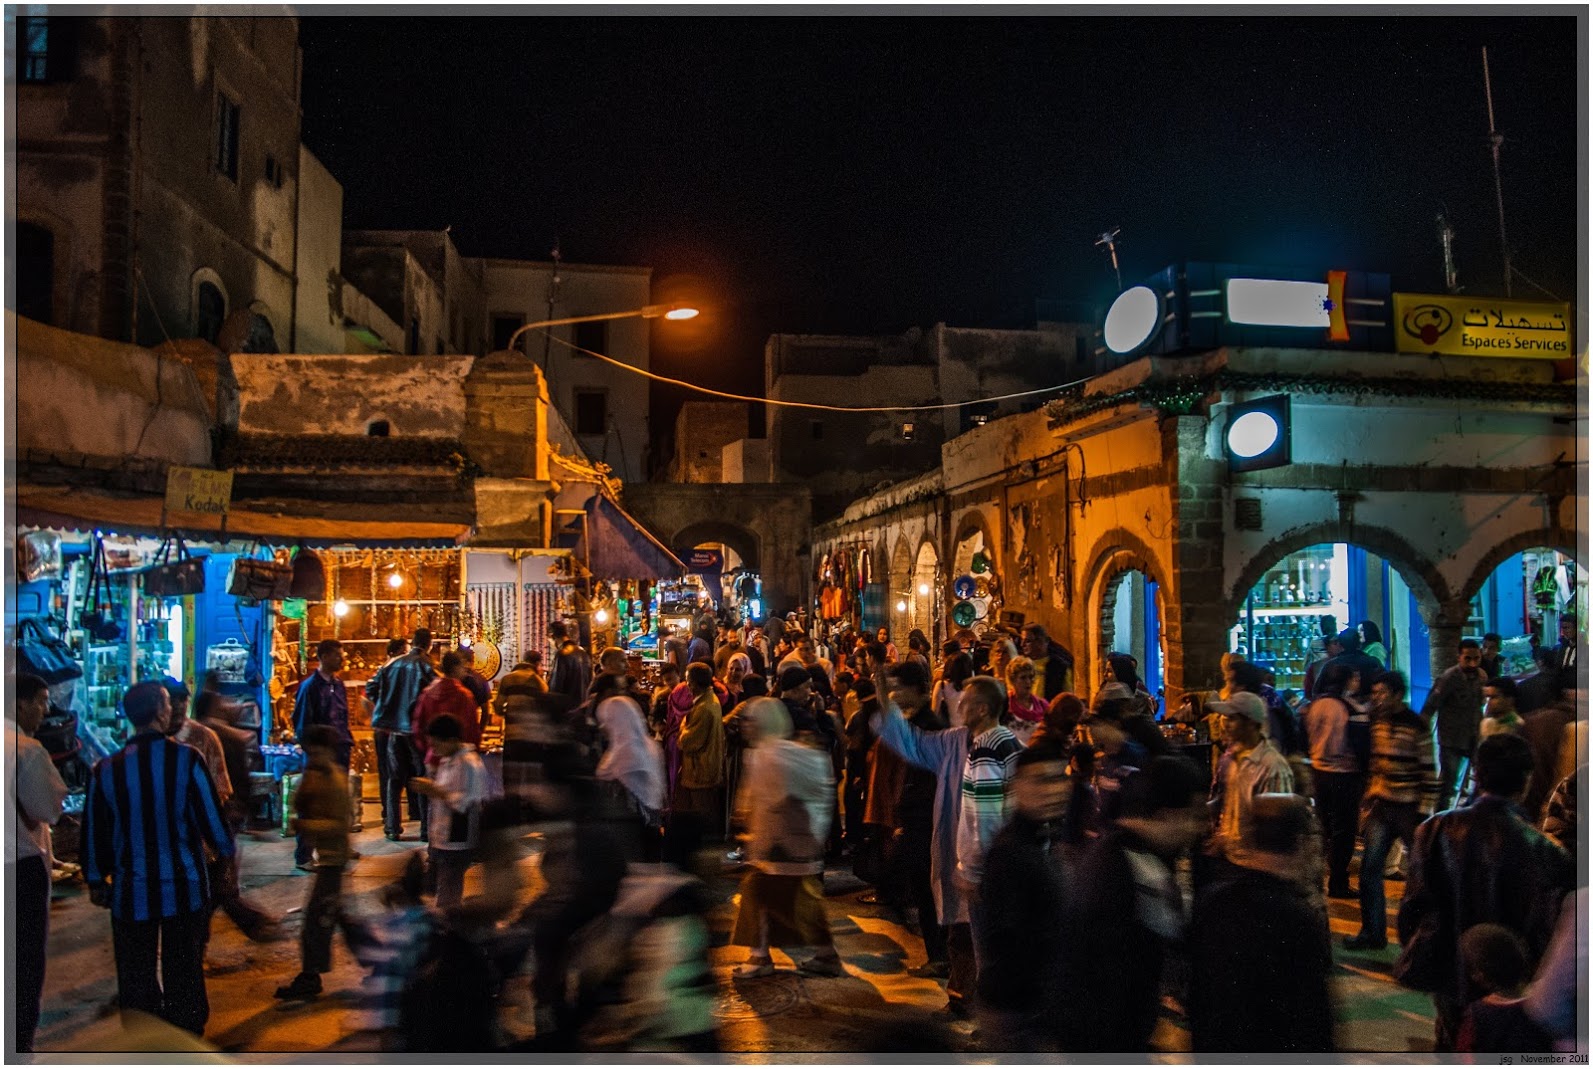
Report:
1394,294,1571,358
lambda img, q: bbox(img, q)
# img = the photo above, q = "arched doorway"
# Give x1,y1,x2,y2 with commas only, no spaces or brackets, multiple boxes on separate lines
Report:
911,540,941,648
1232,541,1434,706
1100,568,1164,710
1466,544,1586,674
672,521,762,624
888,538,914,647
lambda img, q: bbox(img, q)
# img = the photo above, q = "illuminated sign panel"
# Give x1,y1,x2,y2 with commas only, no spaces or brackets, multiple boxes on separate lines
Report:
1226,278,1332,328
1393,294,1572,358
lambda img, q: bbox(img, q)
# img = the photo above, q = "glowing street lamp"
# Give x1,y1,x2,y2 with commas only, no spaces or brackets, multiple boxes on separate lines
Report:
503,302,700,354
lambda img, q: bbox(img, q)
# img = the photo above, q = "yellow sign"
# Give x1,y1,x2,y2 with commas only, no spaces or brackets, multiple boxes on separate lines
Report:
165,466,233,515
1393,293,1572,358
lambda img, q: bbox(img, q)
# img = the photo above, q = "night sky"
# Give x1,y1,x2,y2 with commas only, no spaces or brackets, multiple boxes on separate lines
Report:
298,15,1582,451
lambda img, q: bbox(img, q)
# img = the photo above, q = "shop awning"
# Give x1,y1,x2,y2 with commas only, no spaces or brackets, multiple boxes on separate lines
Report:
577,492,685,580
14,485,475,548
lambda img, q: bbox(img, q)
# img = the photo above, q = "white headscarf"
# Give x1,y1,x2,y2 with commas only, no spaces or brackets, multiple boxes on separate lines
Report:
595,695,665,812
735,697,832,875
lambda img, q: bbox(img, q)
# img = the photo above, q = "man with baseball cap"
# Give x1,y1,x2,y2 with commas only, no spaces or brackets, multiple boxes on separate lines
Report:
1205,690,1294,871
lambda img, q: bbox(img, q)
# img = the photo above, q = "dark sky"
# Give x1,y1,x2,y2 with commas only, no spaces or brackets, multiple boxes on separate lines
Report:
298,14,1582,452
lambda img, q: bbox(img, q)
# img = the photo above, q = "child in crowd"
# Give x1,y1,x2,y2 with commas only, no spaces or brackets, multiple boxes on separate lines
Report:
1454,923,1553,1054
276,725,368,1001
412,714,489,908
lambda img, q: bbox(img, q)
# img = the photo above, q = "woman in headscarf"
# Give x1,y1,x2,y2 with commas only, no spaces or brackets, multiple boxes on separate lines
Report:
729,697,843,979
593,673,666,860
721,652,753,709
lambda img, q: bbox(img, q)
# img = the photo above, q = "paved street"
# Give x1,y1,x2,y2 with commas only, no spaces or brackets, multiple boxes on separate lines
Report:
31,808,1438,1059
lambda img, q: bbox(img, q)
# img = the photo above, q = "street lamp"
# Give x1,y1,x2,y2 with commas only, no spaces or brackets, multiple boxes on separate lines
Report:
503,302,699,355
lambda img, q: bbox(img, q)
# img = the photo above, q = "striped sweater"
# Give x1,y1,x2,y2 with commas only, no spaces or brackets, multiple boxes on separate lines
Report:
1365,705,1440,814
956,724,1022,891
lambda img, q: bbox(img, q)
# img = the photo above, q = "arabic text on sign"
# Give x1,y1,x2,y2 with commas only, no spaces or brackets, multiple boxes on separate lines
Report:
1392,294,1572,359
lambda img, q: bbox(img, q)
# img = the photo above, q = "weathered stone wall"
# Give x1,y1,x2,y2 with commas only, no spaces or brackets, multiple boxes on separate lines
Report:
230,353,475,438
670,402,749,483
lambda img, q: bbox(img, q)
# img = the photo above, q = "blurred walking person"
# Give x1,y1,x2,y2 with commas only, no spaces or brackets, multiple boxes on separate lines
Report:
10,674,68,1052
729,698,844,978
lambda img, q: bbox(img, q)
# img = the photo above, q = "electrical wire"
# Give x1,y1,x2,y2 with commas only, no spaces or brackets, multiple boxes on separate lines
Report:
536,329,1094,414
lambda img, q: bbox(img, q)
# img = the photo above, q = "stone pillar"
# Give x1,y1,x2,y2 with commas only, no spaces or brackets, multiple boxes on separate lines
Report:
1426,599,1472,680
1168,414,1230,707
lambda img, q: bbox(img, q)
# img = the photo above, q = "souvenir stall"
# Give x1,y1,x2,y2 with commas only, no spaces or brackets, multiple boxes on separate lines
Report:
814,543,871,634
562,490,685,686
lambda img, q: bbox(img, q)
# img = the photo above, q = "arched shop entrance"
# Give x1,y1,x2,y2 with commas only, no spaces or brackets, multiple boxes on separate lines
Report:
1101,569,1164,712
949,523,1002,636
1468,546,1586,673
911,541,941,648
672,522,763,625
889,539,914,646
1233,542,1434,707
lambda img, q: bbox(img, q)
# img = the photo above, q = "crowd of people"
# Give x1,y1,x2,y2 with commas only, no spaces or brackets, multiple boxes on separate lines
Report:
6,607,1584,1054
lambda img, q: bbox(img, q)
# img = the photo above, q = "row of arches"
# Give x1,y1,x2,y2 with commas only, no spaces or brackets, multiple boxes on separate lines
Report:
817,507,1581,709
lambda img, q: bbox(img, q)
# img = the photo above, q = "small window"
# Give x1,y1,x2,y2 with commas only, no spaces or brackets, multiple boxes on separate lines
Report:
492,315,524,352
195,282,226,344
18,17,73,83
573,319,606,357
214,90,240,181
408,317,421,355
809,420,824,441
434,335,444,355
367,420,390,437
900,421,916,442
263,153,284,189
575,390,607,437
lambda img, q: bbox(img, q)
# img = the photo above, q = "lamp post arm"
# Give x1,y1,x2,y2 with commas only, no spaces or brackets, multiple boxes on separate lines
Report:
503,303,687,355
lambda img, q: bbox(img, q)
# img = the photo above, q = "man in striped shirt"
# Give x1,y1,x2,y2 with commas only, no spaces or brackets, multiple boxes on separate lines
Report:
1345,670,1439,951
83,681,234,1036
872,672,1021,1018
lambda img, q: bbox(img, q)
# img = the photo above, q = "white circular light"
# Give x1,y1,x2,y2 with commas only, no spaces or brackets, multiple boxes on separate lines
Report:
388,572,404,589
895,600,908,613
459,635,472,648
595,608,610,624
1103,285,1162,355
332,599,350,618
917,583,930,597
1227,410,1281,459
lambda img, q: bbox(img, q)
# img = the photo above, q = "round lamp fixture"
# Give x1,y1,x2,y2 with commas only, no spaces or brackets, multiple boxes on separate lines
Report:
917,583,930,597
388,572,404,589
1102,285,1164,356
595,608,610,624
662,306,699,321
895,600,908,613
332,599,350,618
1227,410,1282,459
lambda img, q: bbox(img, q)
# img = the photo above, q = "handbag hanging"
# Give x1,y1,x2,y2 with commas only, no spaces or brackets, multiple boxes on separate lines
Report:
228,554,292,603
79,537,124,642
14,616,84,685
143,532,206,598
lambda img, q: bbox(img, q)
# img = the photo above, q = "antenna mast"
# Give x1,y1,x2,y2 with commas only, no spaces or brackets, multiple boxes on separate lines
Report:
1437,209,1460,294
1482,47,1511,297
1095,227,1123,291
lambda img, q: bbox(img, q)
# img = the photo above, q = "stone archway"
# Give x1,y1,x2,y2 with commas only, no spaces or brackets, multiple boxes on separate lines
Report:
911,539,941,647
888,536,915,645
1457,526,1581,609
670,519,762,573
1228,523,1452,627
1080,527,1172,700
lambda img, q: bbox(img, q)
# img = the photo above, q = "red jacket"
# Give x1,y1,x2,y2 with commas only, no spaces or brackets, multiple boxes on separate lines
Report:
412,676,481,760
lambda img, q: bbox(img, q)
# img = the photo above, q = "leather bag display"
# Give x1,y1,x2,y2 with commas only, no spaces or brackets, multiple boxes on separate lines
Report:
14,616,84,685
228,556,292,602
142,533,206,598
